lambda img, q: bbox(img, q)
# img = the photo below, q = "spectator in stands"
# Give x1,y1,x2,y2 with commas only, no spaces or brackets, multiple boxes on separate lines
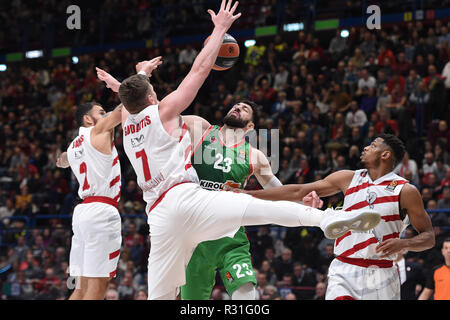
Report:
105,288,119,300
394,152,420,186
178,44,197,65
345,101,368,129
313,282,327,300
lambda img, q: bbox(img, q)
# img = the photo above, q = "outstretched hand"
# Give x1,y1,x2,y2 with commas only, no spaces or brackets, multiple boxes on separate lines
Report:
96,67,121,93
207,0,241,31
302,191,323,209
136,56,163,77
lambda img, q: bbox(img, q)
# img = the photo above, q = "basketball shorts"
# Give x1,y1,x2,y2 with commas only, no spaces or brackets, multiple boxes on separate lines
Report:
69,201,122,278
146,182,253,300
326,257,401,300
181,227,256,300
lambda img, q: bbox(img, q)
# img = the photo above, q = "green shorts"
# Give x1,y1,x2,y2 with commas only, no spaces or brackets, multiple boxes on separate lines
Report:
181,227,256,300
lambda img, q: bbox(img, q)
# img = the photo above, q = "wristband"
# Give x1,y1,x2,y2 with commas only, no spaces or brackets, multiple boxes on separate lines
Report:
138,71,148,77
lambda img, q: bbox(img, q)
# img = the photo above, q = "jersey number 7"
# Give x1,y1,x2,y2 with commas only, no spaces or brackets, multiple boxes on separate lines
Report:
136,149,151,181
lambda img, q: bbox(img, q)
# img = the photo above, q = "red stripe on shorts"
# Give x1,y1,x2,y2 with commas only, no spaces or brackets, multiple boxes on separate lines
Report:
109,249,120,260
82,196,118,208
109,175,121,188
148,182,191,214
335,295,356,300
109,269,117,278
337,256,393,268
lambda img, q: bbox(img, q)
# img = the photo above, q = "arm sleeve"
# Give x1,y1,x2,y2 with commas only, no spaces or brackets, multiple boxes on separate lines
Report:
262,176,283,190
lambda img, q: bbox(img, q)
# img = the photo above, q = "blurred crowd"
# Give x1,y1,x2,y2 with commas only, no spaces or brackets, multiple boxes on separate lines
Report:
0,3,450,300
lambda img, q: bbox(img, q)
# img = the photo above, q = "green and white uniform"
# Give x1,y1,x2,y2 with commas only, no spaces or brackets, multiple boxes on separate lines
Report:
181,125,257,299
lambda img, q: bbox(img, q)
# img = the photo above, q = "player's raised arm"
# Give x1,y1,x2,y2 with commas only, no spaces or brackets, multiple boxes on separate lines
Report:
245,170,354,202
159,0,241,123
96,56,162,127
91,103,123,135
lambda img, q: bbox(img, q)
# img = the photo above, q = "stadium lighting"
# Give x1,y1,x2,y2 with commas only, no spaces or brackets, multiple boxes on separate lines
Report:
0,64,7,72
72,56,79,64
283,22,304,32
25,50,43,59
244,39,256,48
340,29,350,38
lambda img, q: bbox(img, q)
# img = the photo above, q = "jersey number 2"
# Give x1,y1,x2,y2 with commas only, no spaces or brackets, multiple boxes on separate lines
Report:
136,149,151,181
79,162,90,191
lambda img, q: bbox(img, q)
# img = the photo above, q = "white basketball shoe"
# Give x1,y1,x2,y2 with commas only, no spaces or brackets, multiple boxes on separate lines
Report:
320,208,381,239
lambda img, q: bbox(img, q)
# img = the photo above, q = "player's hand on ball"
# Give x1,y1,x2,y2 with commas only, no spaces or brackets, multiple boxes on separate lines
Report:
136,56,163,77
302,191,323,208
207,0,241,31
96,67,121,93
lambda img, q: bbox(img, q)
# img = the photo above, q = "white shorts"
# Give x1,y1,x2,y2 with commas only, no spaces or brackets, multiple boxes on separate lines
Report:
326,257,401,300
146,182,253,299
69,201,122,278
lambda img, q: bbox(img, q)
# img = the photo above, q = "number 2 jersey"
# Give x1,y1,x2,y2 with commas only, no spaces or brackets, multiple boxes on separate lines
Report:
122,105,199,214
67,126,122,202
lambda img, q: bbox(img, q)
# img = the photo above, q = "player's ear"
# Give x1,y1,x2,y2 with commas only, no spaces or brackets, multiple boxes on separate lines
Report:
147,94,154,105
381,150,391,161
83,114,93,126
246,121,255,132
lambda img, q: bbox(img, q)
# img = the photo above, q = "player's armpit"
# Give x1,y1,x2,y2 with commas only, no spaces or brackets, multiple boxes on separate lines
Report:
182,115,211,146
398,184,435,252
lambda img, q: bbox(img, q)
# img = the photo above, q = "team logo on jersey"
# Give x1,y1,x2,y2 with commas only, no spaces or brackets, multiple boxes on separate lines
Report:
366,189,377,209
199,180,241,191
225,271,234,283
74,149,84,159
222,180,241,190
210,136,217,144
131,135,144,148
360,171,367,177
386,180,398,192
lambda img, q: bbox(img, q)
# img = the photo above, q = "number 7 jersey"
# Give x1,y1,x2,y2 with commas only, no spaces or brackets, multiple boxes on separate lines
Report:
67,126,121,202
122,105,199,214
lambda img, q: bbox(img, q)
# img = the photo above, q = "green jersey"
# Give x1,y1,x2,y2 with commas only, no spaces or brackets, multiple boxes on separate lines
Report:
181,125,256,300
193,125,253,191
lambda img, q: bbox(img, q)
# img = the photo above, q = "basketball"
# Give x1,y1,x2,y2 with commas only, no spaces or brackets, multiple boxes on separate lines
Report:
204,33,240,71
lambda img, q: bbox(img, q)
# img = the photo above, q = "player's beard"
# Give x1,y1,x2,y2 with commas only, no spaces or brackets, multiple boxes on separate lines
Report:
223,114,249,129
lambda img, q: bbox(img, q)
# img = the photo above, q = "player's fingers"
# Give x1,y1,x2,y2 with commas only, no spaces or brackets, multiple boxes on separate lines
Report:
219,0,226,11
207,9,215,19
230,1,239,14
232,12,241,20
225,0,232,12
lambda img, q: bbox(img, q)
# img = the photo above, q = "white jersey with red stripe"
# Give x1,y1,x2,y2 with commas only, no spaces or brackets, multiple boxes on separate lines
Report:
122,105,199,213
334,169,409,260
67,126,121,201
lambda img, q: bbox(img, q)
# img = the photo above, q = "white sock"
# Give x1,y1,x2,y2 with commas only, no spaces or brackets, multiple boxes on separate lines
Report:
231,282,256,300
242,197,323,227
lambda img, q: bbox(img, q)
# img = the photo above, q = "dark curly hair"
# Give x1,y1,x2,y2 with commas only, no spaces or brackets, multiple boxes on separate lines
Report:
377,133,406,167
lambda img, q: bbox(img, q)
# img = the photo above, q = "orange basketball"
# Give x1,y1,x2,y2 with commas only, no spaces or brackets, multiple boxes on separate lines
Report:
204,33,240,71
